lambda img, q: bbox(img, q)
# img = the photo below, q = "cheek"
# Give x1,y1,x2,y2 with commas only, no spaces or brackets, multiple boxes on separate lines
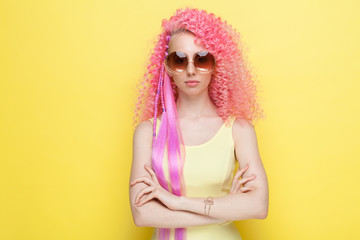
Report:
171,77,180,86
203,75,212,85
170,75,183,87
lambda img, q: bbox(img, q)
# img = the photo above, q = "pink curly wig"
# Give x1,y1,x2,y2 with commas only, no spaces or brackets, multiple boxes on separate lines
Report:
132,7,265,240
133,7,264,128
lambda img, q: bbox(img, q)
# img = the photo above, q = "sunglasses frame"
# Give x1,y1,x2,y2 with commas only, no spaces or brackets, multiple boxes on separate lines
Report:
164,50,216,74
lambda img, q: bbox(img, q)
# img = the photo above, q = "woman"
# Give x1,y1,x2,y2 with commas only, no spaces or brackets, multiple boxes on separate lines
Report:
129,7,269,240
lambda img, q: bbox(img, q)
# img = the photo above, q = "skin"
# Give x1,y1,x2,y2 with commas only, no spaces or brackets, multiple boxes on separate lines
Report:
129,31,269,227
166,30,223,143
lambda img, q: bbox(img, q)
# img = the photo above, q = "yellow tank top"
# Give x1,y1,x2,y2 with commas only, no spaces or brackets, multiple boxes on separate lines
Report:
149,115,242,240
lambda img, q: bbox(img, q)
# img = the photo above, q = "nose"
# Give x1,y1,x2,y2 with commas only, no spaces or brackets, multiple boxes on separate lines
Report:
186,61,196,76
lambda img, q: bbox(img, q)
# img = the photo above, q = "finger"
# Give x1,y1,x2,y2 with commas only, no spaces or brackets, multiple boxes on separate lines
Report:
131,176,150,185
233,175,255,193
231,165,252,192
229,187,238,194
230,176,239,193
238,164,249,178
232,179,242,193
144,165,155,177
230,177,239,192
135,186,155,204
232,169,248,192
130,177,153,186
240,186,255,192
239,175,256,186
137,192,155,207
145,165,159,184
230,178,236,193
230,185,254,194
231,170,242,191
235,165,248,180
230,165,249,192
232,184,255,194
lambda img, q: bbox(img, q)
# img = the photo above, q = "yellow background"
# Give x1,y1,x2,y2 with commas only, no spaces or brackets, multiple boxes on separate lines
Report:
1,0,359,239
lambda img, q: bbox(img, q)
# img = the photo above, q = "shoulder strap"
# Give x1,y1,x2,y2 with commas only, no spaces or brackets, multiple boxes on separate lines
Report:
149,117,154,125
224,115,236,129
149,117,161,136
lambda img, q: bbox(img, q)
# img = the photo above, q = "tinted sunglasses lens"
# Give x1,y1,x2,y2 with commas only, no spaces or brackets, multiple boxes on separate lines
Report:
194,51,215,72
166,51,216,73
167,51,187,72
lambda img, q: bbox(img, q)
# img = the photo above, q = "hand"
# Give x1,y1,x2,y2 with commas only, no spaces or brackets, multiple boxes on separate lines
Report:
130,164,180,210
229,164,256,194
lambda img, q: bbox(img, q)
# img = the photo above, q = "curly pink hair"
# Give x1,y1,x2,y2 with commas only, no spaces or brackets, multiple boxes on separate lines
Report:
133,7,264,128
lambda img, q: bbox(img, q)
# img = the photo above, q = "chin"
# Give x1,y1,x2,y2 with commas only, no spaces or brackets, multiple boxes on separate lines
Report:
179,86,208,96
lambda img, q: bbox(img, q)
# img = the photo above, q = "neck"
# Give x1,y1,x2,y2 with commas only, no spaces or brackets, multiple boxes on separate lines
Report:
175,88,217,119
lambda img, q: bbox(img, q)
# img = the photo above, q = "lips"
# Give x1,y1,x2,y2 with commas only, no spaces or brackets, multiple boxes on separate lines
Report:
185,80,200,87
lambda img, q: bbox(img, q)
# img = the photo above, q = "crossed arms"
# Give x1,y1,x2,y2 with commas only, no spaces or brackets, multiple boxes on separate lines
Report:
129,119,269,228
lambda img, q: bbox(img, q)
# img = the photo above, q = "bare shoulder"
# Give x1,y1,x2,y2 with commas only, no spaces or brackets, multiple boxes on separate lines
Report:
232,118,256,143
131,120,153,170
133,120,153,143
233,118,254,128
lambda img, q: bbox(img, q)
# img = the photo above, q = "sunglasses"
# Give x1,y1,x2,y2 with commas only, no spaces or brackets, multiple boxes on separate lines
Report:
164,50,216,74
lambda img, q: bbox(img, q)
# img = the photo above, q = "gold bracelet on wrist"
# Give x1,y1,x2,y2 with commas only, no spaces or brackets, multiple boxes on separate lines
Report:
203,196,214,215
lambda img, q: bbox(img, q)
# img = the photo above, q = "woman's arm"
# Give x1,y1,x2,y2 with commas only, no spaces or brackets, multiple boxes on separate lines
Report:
131,197,227,228
177,191,266,221
129,120,227,228
176,119,269,220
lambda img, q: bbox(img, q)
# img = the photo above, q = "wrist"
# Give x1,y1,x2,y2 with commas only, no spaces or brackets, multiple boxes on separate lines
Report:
177,196,186,211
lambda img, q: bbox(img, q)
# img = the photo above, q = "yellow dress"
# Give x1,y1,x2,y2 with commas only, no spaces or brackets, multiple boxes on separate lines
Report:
149,116,242,240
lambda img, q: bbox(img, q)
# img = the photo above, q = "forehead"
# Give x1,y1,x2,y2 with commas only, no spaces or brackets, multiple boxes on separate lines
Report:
168,31,206,54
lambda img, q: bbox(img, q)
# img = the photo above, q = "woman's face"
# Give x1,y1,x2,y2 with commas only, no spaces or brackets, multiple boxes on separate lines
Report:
165,31,214,97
